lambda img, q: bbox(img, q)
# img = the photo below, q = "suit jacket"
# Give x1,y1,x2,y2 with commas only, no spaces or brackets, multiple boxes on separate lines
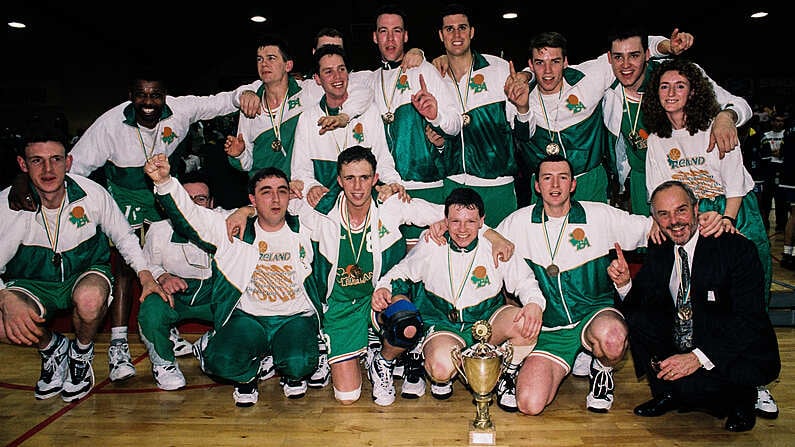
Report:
621,232,780,386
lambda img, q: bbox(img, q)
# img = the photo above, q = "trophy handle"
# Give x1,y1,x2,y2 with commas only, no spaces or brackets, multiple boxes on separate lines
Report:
450,346,468,384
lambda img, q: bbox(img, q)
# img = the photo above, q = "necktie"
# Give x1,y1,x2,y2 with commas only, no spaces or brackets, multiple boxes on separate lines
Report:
674,247,693,351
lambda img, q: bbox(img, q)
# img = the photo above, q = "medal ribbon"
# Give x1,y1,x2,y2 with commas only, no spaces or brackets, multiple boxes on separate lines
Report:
136,124,159,160
263,85,289,156
343,198,371,271
41,195,66,263
448,61,473,115
447,243,478,312
324,100,348,154
541,209,568,272
537,88,565,155
622,87,643,138
380,67,403,118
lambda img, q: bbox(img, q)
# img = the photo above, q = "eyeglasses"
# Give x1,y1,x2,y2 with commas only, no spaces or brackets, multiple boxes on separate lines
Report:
190,195,210,205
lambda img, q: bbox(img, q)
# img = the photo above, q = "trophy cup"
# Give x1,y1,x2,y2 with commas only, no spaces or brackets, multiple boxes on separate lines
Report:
451,320,513,446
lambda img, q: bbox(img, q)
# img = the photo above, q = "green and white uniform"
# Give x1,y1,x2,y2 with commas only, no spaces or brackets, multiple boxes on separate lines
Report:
289,193,443,363
375,232,544,346
153,177,321,384
442,51,532,227
70,87,250,228
0,174,149,316
496,201,651,370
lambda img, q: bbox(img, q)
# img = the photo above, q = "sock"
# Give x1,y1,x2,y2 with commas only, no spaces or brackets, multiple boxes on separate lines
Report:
74,339,93,352
784,246,793,255
378,353,394,365
40,333,58,351
508,344,534,370
111,326,128,342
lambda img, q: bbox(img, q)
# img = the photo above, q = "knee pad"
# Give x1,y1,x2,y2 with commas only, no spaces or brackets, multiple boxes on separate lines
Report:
334,385,361,403
379,300,423,349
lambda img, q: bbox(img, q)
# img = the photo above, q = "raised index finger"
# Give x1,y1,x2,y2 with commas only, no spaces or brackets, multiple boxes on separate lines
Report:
419,73,428,92
509,60,517,77
614,242,627,265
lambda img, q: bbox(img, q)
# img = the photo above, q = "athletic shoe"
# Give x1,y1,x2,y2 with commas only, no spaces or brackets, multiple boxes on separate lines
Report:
283,379,308,399
152,362,186,391
169,327,193,357
400,350,425,398
108,339,135,382
755,385,779,419
258,355,276,381
233,381,258,407
571,350,592,378
392,353,405,380
308,353,330,388
62,341,95,402
364,327,381,368
586,358,614,413
430,380,453,400
367,353,396,406
34,332,69,400
495,363,520,412
192,330,212,373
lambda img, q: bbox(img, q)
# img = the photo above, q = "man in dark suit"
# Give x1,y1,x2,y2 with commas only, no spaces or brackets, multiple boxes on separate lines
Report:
608,180,780,432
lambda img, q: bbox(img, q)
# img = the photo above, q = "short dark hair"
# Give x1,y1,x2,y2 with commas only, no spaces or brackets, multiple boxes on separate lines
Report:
313,44,349,75
374,4,408,30
606,25,649,52
128,65,167,92
528,31,568,61
256,34,292,62
338,146,376,173
18,112,69,157
314,27,344,49
248,167,289,195
649,180,698,212
445,187,484,218
535,154,573,178
440,3,473,27
180,170,212,194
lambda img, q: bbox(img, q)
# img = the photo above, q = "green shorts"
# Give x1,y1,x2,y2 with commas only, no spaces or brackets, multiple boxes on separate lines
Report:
530,307,615,373
4,264,114,320
324,297,370,363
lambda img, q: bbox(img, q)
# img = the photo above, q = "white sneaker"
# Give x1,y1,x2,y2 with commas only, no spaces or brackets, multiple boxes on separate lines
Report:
572,350,592,378
755,385,779,419
108,339,135,382
153,362,186,391
308,353,330,388
586,358,614,413
258,355,276,381
367,353,396,406
283,379,308,399
35,333,69,400
169,327,193,357
233,381,258,407
62,341,95,402
430,380,453,400
192,331,213,373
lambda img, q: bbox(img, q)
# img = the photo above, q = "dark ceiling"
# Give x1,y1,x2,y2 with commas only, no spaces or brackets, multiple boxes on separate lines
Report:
1,0,791,131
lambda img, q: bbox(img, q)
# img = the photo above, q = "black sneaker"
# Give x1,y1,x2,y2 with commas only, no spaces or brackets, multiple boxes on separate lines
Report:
61,341,95,402
586,358,614,413
495,364,519,412
430,380,453,400
34,333,69,400
400,350,426,398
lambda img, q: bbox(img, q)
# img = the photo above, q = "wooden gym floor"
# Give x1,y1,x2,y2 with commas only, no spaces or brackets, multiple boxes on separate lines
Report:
1,229,793,446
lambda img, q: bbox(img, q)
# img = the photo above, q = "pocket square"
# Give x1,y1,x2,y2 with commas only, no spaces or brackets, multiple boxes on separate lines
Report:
707,290,716,302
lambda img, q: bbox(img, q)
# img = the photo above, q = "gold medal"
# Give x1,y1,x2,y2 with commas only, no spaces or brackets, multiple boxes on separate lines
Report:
462,113,471,127
628,131,647,150
382,112,395,124
448,309,460,323
271,139,283,152
546,264,559,276
545,142,560,155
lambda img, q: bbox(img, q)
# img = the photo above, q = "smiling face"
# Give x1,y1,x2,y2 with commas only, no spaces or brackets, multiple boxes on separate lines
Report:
608,36,649,91
130,80,166,129
650,184,698,246
439,14,474,58
337,159,378,211
313,53,349,105
658,69,691,115
446,204,483,248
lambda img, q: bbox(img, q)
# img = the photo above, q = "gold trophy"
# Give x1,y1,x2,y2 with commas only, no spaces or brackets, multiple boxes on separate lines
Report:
451,320,513,446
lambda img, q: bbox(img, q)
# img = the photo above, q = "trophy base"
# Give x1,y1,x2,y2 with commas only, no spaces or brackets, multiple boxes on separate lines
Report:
469,424,496,445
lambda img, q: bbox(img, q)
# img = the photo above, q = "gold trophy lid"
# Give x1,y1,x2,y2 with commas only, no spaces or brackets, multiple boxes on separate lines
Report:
465,320,500,358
